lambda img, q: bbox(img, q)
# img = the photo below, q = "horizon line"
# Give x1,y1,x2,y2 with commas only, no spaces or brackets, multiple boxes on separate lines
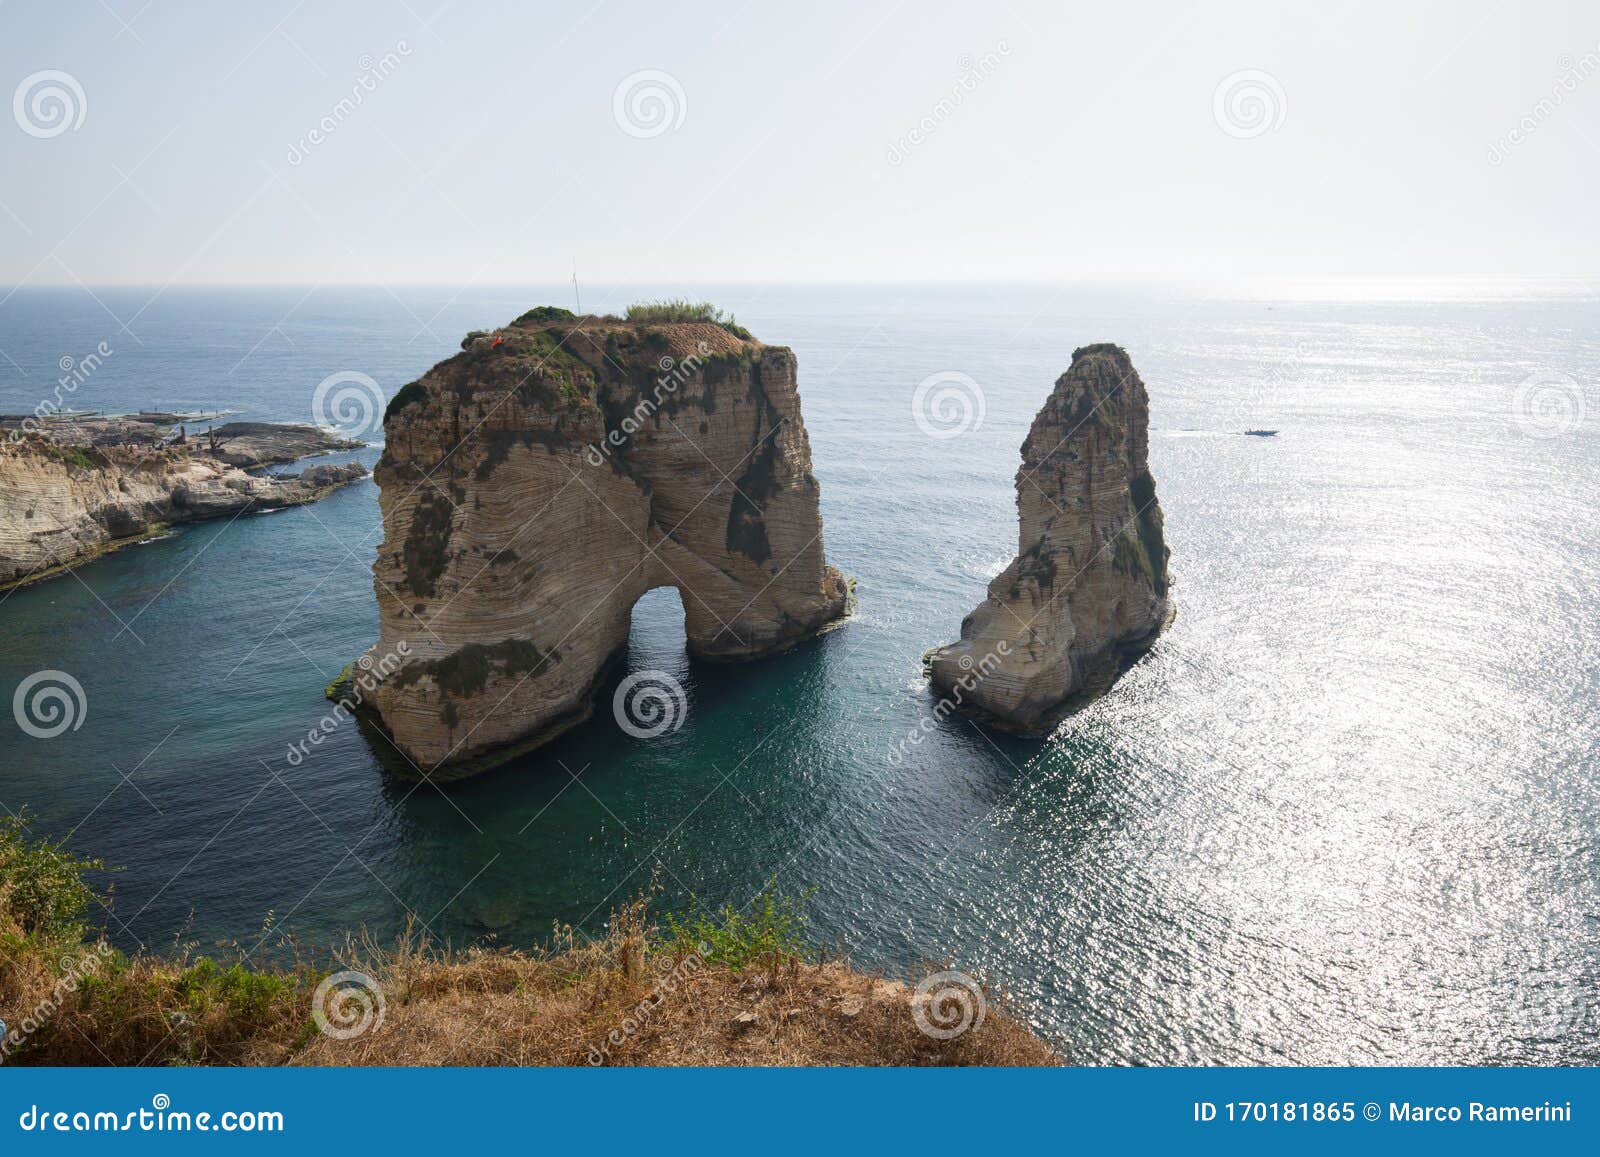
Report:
2,273,1596,291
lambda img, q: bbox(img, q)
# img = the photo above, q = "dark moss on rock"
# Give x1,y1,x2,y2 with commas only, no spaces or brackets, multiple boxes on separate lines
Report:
391,637,561,699
1126,469,1170,596
401,489,455,597
512,305,579,327
725,365,784,565
386,379,428,420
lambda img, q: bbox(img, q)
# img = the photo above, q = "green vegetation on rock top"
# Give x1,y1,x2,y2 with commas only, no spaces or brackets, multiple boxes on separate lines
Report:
624,299,753,341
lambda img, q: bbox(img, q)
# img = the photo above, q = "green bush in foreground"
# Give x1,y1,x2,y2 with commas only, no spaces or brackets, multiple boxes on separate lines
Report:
0,814,105,944
664,886,813,971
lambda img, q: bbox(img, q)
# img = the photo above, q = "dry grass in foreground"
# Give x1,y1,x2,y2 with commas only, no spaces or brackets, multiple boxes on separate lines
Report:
0,818,1056,1067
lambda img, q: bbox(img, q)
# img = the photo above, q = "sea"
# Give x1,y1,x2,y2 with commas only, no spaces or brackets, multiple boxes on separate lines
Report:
0,280,1595,1064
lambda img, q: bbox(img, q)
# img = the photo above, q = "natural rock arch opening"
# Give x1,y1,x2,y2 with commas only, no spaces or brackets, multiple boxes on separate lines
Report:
356,310,849,776
626,585,690,670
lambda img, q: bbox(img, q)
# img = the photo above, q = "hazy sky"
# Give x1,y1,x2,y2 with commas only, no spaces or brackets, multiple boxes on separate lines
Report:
2,0,1597,285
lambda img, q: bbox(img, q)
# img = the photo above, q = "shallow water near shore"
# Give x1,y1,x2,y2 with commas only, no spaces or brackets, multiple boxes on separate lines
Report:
1,281,1596,1064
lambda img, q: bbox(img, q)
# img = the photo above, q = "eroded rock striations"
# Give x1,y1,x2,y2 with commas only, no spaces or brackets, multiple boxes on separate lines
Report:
358,307,849,773
927,344,1171,733
0,436,367,591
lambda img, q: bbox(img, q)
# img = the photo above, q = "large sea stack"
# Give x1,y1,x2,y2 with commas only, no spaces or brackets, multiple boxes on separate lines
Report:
358,307,849,774
927,344,1171,732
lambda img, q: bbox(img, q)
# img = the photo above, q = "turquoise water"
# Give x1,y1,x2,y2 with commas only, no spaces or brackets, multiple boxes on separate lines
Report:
1,282,1596,1064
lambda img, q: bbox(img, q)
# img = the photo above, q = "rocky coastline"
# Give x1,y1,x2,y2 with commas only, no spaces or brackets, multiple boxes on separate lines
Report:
0,418,368,592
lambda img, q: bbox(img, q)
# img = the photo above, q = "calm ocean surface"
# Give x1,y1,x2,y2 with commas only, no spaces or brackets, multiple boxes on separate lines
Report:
1,282,1595,1064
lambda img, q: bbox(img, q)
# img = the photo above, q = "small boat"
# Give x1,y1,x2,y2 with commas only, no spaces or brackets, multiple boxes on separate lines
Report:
1242,429,1278,437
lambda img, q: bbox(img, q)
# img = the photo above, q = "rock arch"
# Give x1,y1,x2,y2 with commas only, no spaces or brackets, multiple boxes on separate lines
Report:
357,309,849,775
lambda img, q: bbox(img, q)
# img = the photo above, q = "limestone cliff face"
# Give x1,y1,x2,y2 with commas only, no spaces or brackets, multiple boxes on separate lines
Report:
360,308,849,773
0,439,367,590
927,344,1171,733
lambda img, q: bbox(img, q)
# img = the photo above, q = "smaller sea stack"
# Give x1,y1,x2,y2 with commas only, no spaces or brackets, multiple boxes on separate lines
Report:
926,344,1171,732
